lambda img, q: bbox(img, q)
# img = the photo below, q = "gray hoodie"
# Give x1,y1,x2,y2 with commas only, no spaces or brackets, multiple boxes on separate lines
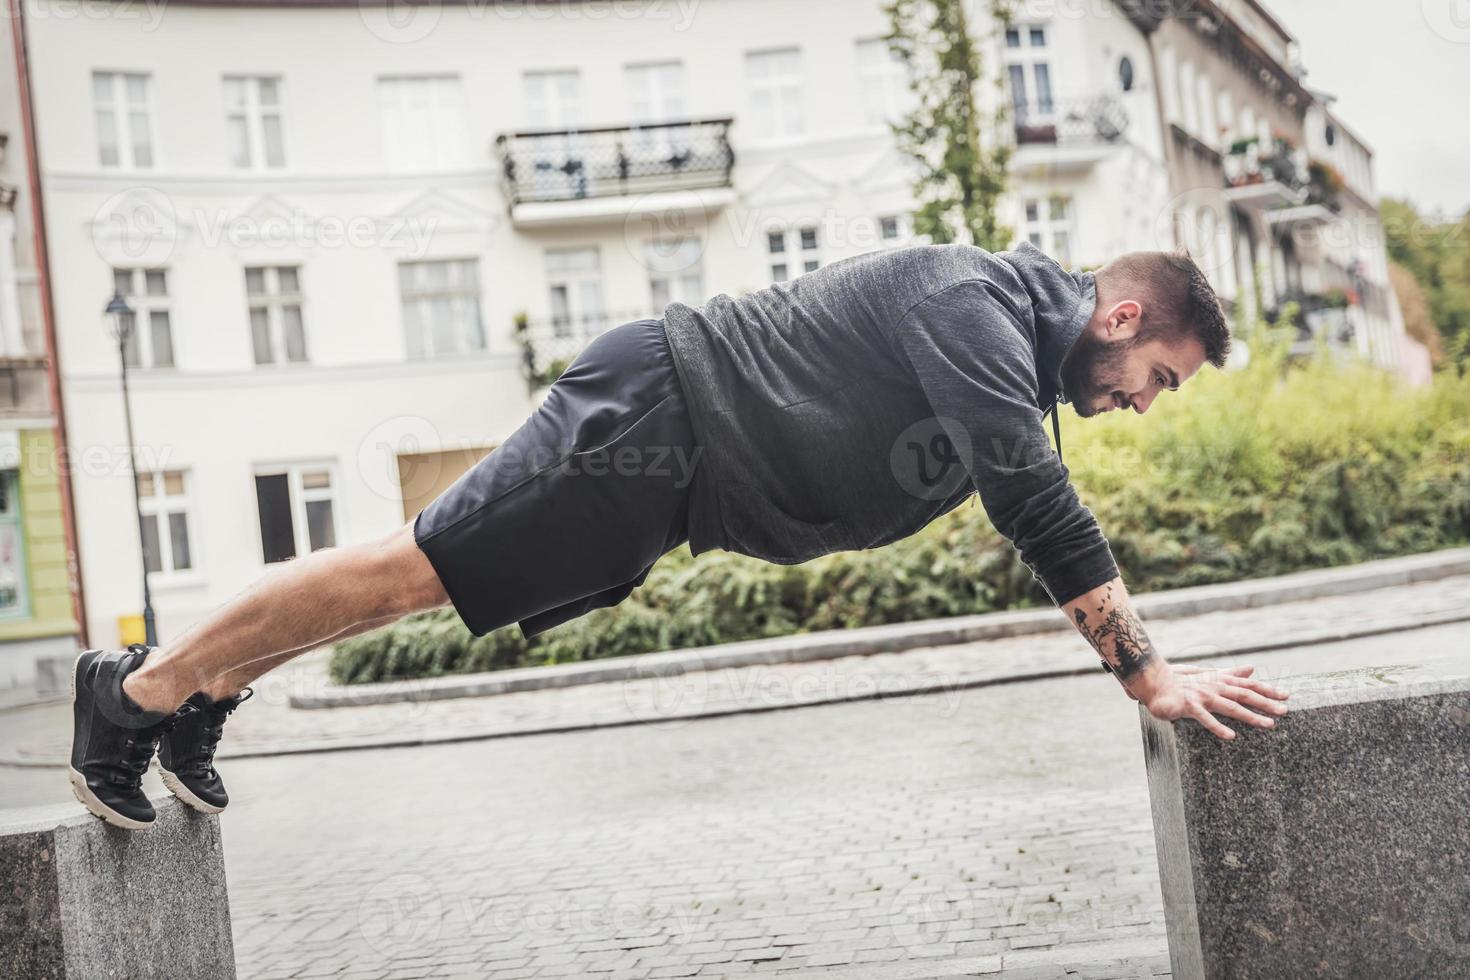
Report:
661,241,1118,606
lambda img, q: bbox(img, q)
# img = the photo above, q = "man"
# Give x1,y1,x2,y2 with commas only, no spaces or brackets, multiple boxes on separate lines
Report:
71,242,1288,830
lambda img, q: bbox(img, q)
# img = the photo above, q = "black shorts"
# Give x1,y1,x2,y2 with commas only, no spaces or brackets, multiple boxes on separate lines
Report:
414,318,699,638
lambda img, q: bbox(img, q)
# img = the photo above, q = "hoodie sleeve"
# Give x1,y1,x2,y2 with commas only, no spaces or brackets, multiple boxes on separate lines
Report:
890,279,1119,605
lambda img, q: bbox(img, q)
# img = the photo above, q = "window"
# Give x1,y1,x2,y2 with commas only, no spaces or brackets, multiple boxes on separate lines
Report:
523,70,585,194
93,71,153,168
1021,197,1074,268
1118,56,1135,93
399,259,484,359
878,214,910,246
1178,61,1199,136
1158,46,1179,123
524,69,583,129
646,239,705,310
745,48,804,140
625,61,685,124
224,76,285,169
855,39,911,127
254,466,335,565
246,266,307,365
113,267,174,369
1196,72,1217,147
0,472,27,616
767,226,821,281
138,470,194,575
378,76,463,172
625,62,687,159
545,248,606,339
1004,25,1053,125
1239,106,1257,147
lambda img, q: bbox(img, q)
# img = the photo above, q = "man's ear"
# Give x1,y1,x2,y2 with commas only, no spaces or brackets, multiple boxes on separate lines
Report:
1103,300,1142,339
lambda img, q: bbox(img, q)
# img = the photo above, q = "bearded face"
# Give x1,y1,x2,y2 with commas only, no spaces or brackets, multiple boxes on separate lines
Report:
1060,329,1140,418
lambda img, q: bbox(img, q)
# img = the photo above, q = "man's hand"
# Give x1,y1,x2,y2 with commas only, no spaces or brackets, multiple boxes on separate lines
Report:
1134,662,1290,741
1060,578,1290,742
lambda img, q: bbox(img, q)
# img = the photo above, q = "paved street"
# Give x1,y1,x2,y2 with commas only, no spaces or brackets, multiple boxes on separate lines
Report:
2,598,1466,978
5,573,1469,769
220,623,1466,979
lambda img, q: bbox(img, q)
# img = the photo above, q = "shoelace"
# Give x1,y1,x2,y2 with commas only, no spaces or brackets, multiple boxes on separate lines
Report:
112,704,198,790
188,688,254,779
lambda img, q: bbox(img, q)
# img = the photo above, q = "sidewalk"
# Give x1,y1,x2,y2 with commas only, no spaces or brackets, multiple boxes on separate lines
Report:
294,548,1470,708
5,572,1469,768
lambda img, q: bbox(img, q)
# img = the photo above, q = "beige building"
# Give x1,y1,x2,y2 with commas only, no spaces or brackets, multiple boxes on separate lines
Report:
1118,0,1410,368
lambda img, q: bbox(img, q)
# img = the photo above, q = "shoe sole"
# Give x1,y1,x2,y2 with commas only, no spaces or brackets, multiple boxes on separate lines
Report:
158,766,225,815
69,651,155,832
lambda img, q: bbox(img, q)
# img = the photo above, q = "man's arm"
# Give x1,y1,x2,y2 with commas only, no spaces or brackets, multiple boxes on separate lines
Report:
1061,577,1290,739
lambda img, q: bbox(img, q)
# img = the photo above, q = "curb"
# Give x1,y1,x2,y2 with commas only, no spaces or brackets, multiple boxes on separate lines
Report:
5,606,1469,768
293,547,1470,709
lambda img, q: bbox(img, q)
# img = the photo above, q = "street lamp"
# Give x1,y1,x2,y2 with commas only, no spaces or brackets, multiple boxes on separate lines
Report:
105,290,157,647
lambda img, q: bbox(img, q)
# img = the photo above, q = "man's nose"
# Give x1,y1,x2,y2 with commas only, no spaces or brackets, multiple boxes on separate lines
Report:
1131,390,1157,414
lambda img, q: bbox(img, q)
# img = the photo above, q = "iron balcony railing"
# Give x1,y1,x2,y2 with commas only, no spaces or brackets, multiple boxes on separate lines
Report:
496,118,735,205
1224,137,1307,193
1012,95,1129,147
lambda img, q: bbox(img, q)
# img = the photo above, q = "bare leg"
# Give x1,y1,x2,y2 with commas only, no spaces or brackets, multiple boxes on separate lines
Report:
124,523,448,713
197,614,399,702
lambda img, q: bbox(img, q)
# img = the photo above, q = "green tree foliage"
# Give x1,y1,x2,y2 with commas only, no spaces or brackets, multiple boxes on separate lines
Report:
1381,198,1470,365
884,0,1012,250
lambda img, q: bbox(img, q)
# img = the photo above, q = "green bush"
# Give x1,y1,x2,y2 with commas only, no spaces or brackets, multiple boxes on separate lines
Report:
330,329,1470,685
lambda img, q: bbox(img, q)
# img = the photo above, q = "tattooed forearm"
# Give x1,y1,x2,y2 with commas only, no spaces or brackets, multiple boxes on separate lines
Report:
1071,585,1159,680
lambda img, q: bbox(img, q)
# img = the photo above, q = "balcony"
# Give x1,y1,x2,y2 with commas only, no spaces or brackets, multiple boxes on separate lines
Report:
1011,96,1129,173
495,118,736,227
0,356,52,419
1223,136,1307,210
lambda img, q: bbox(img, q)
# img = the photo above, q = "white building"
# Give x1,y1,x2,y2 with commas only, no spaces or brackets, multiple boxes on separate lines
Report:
19,0,1412,645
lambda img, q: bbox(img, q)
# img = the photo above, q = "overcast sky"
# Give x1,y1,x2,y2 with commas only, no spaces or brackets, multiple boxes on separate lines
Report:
1267,0,1470,218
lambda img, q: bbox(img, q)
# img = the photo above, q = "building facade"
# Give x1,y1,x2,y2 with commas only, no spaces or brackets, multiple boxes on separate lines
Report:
21,0,1411,645
0,0,82,688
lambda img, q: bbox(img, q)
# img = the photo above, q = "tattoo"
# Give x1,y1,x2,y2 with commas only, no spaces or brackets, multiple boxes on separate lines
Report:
1073,596,1158,681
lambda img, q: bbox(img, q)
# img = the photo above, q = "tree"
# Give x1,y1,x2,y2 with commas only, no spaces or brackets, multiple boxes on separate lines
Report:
1388,262,1445,368
885,0,1012,251
1381,198,1470,365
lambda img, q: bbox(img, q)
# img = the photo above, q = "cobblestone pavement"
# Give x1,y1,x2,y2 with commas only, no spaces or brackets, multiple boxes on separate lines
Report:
2,591,1466,978
4,575,1470,768
229,628,1470,976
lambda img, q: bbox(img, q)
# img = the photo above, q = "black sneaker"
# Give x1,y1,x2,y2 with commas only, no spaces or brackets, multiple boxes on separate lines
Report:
158,688,253,813
69,646,185,830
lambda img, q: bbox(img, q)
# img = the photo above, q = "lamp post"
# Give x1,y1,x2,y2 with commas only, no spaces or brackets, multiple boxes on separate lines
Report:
105,291,157,647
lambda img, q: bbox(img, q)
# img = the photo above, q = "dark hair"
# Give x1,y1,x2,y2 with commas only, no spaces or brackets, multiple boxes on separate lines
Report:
1096,250,1231,368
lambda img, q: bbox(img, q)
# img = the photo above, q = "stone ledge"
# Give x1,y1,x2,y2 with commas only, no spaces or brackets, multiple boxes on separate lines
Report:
293,546,1470,709
1140,663,1470,980
0,797,236,979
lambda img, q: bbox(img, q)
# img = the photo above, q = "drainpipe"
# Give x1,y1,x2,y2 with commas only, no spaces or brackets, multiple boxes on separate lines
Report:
8,0,88,646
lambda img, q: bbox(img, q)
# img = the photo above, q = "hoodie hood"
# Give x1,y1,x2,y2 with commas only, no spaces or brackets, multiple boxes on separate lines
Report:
999,242,1097,406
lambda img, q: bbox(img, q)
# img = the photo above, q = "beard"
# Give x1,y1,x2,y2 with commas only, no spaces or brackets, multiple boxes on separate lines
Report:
1060,331,1137,418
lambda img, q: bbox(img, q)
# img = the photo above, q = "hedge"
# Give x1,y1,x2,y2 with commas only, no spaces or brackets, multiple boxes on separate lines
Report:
330,328,1470,685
